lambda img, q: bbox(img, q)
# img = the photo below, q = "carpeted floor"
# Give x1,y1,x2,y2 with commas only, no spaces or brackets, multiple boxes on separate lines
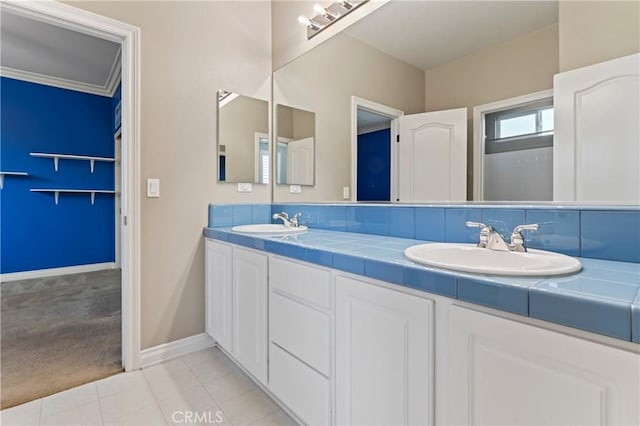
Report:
1,269,123,409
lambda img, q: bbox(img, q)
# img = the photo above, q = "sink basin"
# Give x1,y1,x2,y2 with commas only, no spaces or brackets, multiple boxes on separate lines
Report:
231,224,308,235
404,243,581,277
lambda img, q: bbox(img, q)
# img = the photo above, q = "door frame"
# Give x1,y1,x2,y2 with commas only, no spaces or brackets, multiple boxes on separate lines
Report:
4,0,143,370
472,89,553,201
350,96,403,202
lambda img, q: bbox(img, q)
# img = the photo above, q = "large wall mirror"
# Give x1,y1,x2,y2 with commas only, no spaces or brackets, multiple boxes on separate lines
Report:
217,90,269,184
272,1,639,204
276,104,316,186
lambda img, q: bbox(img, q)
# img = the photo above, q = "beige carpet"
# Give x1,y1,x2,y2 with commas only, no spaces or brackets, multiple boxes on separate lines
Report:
1,269,123,409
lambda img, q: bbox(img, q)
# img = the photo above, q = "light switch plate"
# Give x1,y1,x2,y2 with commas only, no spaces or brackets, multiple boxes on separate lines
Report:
147,178,160,198
289,185,302,194
343,186,350,200
237,183,252,192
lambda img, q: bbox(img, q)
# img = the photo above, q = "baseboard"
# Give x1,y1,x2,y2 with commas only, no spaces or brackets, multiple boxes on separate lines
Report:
0,262,117,282
140,333,215,368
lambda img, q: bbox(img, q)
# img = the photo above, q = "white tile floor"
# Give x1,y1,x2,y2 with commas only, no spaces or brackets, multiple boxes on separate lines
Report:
1,347,298,426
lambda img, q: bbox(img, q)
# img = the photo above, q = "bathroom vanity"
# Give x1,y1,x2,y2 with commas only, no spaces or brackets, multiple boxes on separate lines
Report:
204,224,640,426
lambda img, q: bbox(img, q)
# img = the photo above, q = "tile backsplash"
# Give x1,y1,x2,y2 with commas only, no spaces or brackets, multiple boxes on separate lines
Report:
209,203,640,264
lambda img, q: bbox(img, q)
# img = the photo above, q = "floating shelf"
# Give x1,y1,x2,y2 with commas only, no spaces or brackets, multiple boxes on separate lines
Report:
30,189,116,205
30,152,115,173
0,171,29,189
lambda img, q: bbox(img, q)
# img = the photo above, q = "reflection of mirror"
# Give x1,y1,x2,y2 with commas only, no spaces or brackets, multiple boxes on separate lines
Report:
276,104,316,186
273,1,639,203
217,90,269,184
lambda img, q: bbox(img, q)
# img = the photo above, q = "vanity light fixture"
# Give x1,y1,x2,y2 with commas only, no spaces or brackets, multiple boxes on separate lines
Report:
298,0,368,39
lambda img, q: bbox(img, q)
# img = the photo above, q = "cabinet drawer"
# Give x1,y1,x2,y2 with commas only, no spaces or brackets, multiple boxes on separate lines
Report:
270,292,330,376
270,257,330,309
269,343,330,426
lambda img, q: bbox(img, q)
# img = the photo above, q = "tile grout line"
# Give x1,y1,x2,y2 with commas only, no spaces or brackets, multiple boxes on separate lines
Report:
140,363,179,426
183,350,239,425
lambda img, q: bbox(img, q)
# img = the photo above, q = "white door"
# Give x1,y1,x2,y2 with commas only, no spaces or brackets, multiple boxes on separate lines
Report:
286,137,314,185
232,246,268,385
335,275,434,426
447,306,640,425
205,239,233,351
397,108,467,202
554,53,640,202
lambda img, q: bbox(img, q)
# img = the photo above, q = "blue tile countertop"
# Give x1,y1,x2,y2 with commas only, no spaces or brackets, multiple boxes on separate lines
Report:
203,227,640,343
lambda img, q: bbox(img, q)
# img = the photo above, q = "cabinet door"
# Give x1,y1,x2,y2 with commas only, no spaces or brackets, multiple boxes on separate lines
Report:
205,239,232,351
232,246,268,385
447,305,640,425
336,275,434,426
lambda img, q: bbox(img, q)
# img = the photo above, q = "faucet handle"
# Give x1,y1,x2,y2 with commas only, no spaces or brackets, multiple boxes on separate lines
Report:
466,221,489,229
272,211,289,220
291,212,302,227
466,221,492,248
509,224,539,252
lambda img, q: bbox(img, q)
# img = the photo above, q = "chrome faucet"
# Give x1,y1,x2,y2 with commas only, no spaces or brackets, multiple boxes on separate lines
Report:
272,212,302,228
466,221,510,251
290,212,302,228
272,212,291,227
466,221,539,252
509,224,540,252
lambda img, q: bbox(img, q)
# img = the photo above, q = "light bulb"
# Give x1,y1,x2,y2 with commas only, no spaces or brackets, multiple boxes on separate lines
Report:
313,4,326,15
298,15,312,26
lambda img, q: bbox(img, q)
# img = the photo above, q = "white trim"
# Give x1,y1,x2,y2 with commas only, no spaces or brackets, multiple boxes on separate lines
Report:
4,0,142,372
472,89,553,201
1,262,116,282
140,333,216,368
0,3,123,98
350,96,404,202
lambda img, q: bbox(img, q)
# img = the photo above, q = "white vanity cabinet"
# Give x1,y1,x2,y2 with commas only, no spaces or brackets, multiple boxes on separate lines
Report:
446,306,640,426
335,274,435,426
205,239,232,351
268,257,333,426
204,239,268,385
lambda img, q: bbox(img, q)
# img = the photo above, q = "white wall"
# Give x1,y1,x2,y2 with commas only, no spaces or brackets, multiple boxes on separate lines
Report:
273,33,425,202
559,1,640,72
68,1,271,349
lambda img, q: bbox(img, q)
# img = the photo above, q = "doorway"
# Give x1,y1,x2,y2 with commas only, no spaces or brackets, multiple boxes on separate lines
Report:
0,0,141,402
351,97,403,202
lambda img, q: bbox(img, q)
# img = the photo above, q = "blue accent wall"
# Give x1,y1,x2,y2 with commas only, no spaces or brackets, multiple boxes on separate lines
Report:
1,77,115,273
357,129,390,202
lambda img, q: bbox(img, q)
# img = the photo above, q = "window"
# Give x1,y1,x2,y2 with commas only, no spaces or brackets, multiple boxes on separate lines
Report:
258,138,269,184
485,98,553,154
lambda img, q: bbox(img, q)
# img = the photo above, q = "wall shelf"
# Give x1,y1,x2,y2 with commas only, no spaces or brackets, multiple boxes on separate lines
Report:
0,171,29,189
30,152,115,173
30,189,116,205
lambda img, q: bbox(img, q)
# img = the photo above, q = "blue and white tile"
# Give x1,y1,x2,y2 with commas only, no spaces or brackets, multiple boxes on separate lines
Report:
414,207,445,242
389,207,414,239
445,208,482,243
525,209,580,256
581,210,640,263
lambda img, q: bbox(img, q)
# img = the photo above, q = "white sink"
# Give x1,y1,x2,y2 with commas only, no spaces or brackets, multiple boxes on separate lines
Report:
404,243,581,277
231,224,308,235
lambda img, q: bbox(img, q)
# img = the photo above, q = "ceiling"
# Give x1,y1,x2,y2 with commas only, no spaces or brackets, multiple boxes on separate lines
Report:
0,8,121,97
345,1,558,71
357,108,392,134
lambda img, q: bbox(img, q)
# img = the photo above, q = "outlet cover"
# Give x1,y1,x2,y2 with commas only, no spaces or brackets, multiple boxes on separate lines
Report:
237,183,252,192
289,185,302,193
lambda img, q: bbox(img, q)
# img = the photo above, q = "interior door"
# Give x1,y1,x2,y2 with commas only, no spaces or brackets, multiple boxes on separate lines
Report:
397,108,467,202
553,53,639,202
286,137,314,185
